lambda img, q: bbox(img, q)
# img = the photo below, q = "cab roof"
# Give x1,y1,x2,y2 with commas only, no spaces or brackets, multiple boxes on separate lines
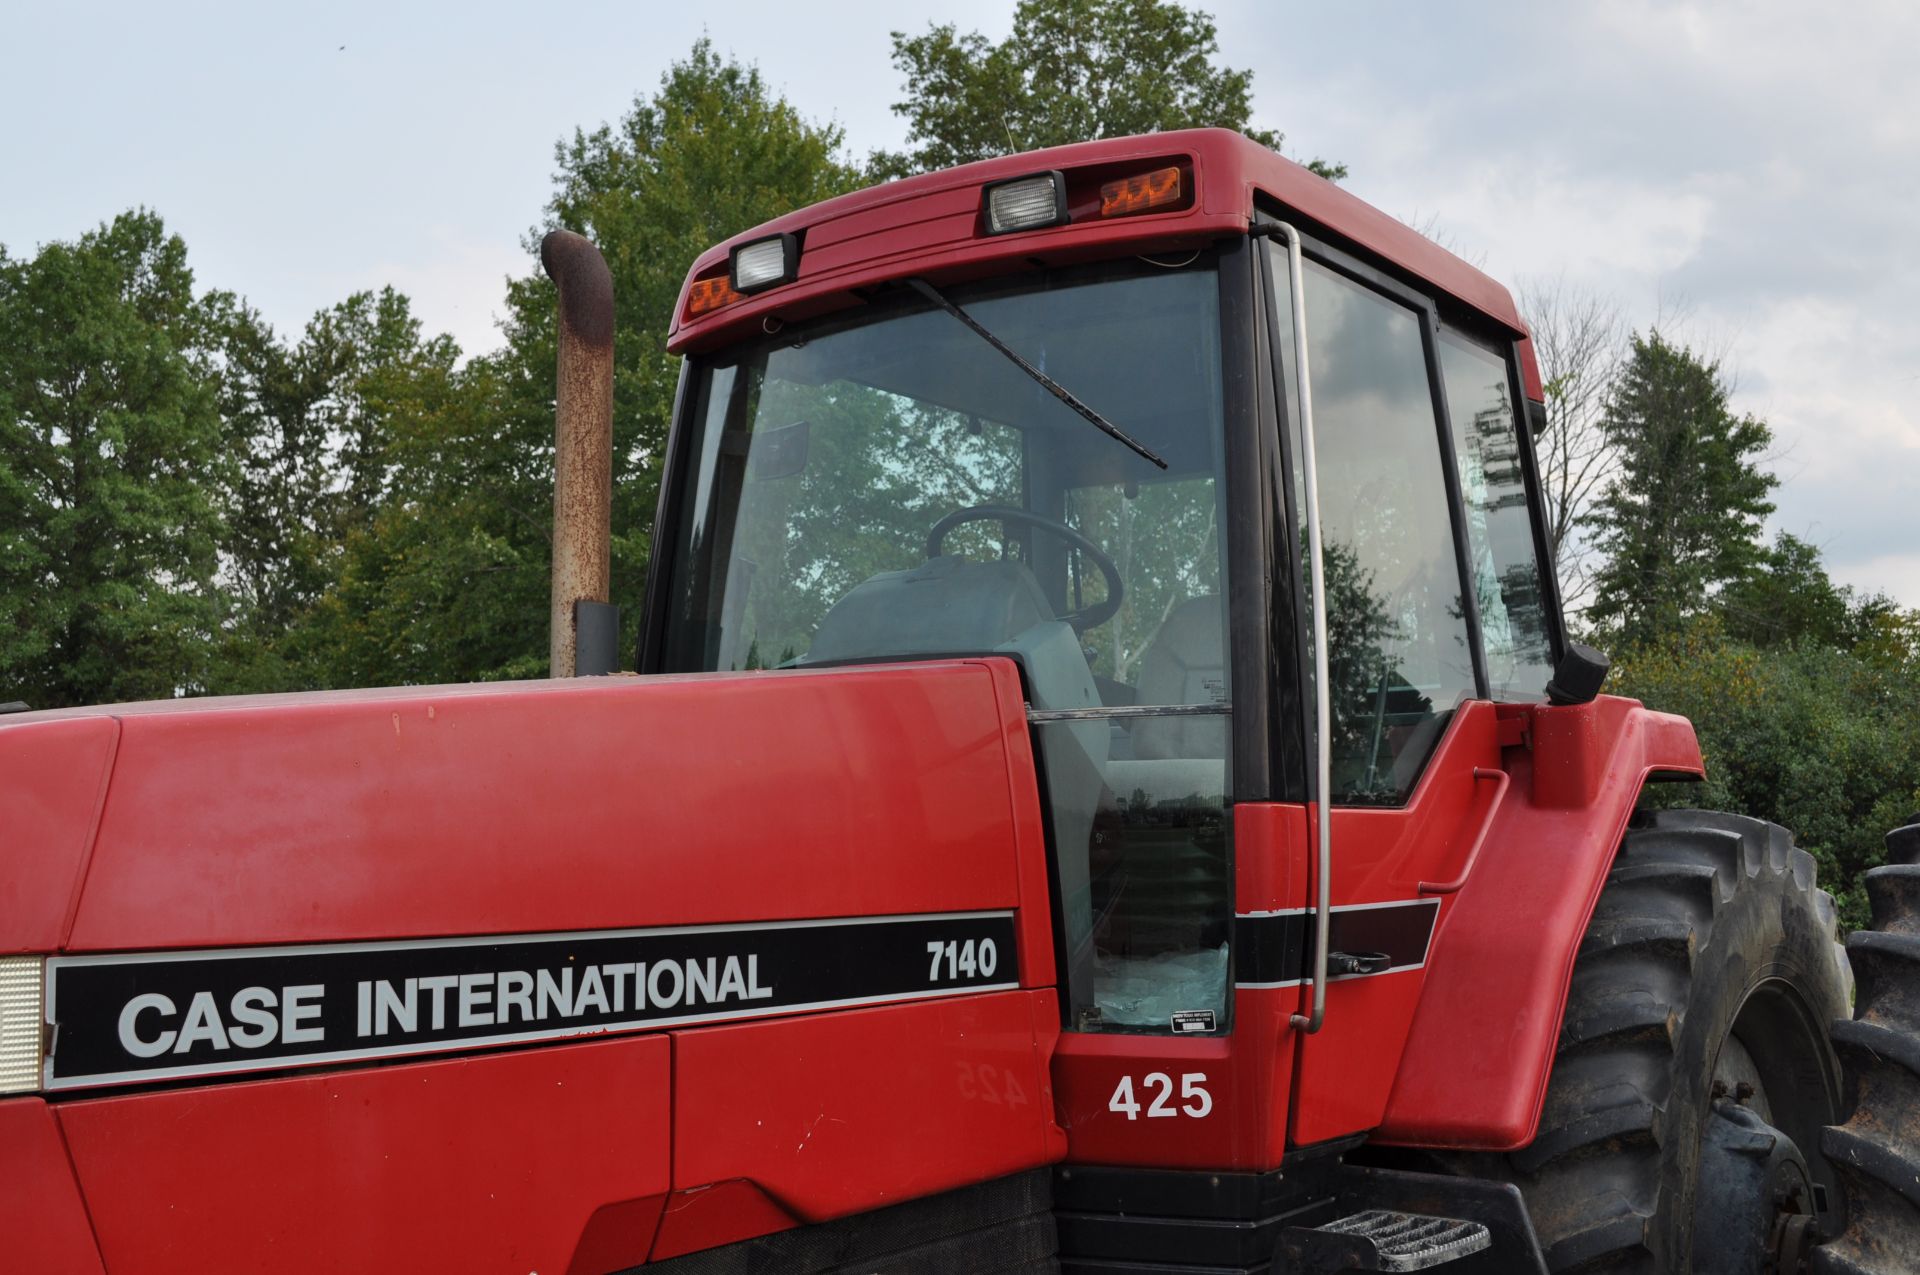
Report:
668,128,1536,396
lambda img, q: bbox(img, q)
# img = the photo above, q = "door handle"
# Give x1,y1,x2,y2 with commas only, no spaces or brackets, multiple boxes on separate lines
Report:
1328,951,1393,976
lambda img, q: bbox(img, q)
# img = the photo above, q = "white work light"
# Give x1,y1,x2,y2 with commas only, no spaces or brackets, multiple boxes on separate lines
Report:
0,956,44,1094
729,233,799,293
983,172,1069,235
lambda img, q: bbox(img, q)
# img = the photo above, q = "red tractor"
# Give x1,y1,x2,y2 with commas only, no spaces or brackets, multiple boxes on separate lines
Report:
4,129,1916,1274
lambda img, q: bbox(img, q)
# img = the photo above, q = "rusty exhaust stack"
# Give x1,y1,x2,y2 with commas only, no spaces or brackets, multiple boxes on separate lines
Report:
540,230,617,677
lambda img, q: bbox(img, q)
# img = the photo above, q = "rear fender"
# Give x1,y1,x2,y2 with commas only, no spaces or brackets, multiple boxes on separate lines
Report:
1375,695,1704,1149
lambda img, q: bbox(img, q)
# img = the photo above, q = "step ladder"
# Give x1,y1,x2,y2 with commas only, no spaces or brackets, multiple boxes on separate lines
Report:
1281,1208,1492,1272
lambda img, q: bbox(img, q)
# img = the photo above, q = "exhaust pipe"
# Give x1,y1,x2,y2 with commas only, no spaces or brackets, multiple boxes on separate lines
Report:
540,230,617,677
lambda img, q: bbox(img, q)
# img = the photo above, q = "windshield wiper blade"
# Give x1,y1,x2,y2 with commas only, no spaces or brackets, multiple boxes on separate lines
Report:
907,277,1169,470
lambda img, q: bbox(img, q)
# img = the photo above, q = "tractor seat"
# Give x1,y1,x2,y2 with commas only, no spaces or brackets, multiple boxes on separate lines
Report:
1130,594,1228,761
806,555,1054,663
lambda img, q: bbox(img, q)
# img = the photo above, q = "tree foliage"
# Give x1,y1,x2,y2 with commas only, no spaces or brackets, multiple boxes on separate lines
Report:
1614,610,1920,930
0,211,231,707
210,287,480,691
875,0,1345,180
1585,331,1776,648
484,39,863,668
216,39,860,691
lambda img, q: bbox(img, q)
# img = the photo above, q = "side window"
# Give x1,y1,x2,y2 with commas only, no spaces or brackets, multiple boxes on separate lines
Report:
1270,249,1477,804
1437,333,1555,699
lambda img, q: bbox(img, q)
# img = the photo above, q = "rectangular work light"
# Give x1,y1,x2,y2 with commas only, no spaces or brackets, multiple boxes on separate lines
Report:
729,233,800,293
983,171,1069,235
0,955,44,1094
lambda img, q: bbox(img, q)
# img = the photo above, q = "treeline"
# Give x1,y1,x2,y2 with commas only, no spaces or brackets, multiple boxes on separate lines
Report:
1540,323,1920,926
2,2,1915,918
3,1,1300,706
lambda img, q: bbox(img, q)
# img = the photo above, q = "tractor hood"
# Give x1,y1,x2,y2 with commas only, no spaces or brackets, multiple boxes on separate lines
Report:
2,662,1069,1270
1,661,1052,963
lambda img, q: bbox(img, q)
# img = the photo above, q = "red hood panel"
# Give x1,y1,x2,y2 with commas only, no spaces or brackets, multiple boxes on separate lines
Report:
0,716,118,955
34,661,1040,954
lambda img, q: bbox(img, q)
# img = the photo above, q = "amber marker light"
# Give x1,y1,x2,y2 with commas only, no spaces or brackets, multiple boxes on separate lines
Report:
1100,166,1184,217
687,275,744,318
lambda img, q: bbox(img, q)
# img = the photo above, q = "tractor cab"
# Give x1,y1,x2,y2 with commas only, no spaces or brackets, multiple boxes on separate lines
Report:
645,134,1563,1059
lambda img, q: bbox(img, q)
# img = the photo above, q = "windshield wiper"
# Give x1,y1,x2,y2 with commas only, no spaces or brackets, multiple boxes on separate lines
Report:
907,277,1169,470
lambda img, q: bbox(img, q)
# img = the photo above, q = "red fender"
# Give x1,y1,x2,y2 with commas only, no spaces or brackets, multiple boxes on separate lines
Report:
1375,695,1704,1149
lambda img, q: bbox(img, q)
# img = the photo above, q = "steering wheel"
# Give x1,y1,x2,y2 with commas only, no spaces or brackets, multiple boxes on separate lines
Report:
926,504,1124,631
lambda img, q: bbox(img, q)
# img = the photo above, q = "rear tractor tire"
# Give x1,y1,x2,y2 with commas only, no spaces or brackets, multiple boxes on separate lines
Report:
1813,815,1920,1274
1445,809,1850,1273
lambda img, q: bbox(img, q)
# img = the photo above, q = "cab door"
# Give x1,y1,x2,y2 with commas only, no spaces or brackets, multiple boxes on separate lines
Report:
1259,230,1559,1145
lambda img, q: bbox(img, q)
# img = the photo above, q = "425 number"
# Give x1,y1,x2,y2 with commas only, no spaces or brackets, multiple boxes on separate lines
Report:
1108,1071,1212,1120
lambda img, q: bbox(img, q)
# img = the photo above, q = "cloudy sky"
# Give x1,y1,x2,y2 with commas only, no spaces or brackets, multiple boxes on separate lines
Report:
6,1,1916,602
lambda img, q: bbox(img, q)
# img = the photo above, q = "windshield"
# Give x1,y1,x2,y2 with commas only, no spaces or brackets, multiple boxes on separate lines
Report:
658,257,1235,1034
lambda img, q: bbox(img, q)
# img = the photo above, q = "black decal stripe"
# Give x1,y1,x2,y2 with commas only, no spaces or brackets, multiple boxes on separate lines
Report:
1234,900,1440,988
46,911,1017,1090
1233,911,1310,987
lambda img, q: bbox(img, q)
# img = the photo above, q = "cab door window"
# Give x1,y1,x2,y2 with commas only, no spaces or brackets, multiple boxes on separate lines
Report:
1268,249,1477,804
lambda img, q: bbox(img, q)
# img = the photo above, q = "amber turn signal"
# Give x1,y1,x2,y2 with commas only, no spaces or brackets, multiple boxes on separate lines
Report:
687,275,744,317
1100,166,1183,217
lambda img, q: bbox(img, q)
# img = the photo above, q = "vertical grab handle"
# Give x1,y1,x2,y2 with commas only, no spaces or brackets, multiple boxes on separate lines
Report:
1265,221,1332,1036
1419,768,1511,895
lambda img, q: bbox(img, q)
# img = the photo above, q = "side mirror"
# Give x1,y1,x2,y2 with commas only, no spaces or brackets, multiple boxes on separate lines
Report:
1525,398,1550,437
1545,643,1610,706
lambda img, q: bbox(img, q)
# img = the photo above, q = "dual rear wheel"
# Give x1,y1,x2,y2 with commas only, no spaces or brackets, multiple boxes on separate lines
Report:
1436,809,1920,1273
1812,815,1920,1273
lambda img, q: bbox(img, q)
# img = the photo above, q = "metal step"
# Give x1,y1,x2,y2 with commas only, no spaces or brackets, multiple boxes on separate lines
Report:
1280,1209,1491,1272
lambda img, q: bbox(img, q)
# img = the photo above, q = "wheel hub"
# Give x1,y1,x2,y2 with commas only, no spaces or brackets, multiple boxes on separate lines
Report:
1690,1091,1821,1274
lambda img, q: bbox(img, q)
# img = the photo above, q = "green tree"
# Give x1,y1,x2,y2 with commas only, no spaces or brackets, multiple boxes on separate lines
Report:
252,40,859,689
1718,531,1851,650
876,0,1345,180
210,289,506,691
285,352,550,689
481,38,862,668
1614,613,1920,929
210,287,469,691
0,211,232,708
1585,331,1775,647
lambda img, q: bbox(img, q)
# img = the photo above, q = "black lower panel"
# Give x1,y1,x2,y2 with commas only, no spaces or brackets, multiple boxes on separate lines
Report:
1054,1158,1546,1274
637,1167,1058,1274
1055,1162,1320,1274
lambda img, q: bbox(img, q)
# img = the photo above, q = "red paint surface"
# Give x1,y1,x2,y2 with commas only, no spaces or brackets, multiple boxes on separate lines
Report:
1053,1008,1280,1169
568,1196,676,1275
0,714,116,954
11,659,1068,1267
0,1098,105,1274
649,1180,799,1263
1287,704,1501,1146
17,661,1035,952
981,659,1060,992
1050,802,1308,1171
1377,695,1704,1148
669,129,1526,356
669,990,1064,1225
58,1037,670,1275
